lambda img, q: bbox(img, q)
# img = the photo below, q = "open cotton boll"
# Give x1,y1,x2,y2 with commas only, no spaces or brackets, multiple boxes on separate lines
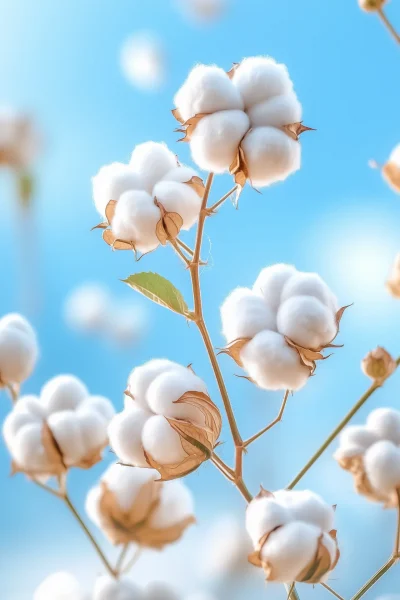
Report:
247,93,302,129
142,415,187,464
153,180,202,229
242,126,301,187
40,375,88,413
93,575,142,600
120,33,165,92
161,165,198,184
220,287,276,342
366,408,400,445
253,264,297,312
111,190,160,253
337,425,378,457
12,421,51,472
277,296,337,349
232,56,294,109
127,359,185,410
145,582,180,600
241,330,310,391
92,162,142,218
33,571,88,600
2,397,43,447
273,490,335,533
47,411,87,465
149,480,194,528
246,496,292,545
364,441,400,494
146,368,208,425
64,283,110,333
130,142,177,194
108,406,149,467
280,272,338,313
1,313,36,337
261,521,320,583
190,109,250,172
101,462,158,512
0,313,38,386
174,64,243,122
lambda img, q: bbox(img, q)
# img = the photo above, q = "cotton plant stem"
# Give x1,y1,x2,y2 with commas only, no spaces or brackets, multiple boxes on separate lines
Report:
287,358,400,489
244,390,290,448
169,238,191,267
377,7,400,45
33,479,63,498
350,557,396,600
395,489,400,556
207,185,238,213
115,543,130,575
320,582,345,600
121,546,142,574
176,237,194,256
211,452,235,480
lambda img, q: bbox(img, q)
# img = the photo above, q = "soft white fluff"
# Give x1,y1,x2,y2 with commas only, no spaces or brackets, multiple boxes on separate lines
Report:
0,313,38,386
247,93,302,129
33,572,88,600
221,265,339,390
232,57,294,109
364,441,400,494
92,163,143,218
202,514,252,578
112,190,160,253
3,375,114,474
93,576,142,600
389,143,400,167
130,142,177,194
64,283,110,333
120,33,165,92
145,582,181,600
149,479,194,528
153,180,202,230
142,415,188,464
107,405,150,467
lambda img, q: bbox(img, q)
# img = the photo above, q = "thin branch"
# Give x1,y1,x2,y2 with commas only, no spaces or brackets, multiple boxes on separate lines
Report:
115,543,130,575
169,238,191,267
244,390,290,448
33,479,63,498
350,557,396,600
211,452,235,481
321,582,345,600
121,545,142,574
176,237,194,256
208,185,238,213
377,7,400,45
394,488,400,556
287,357,400,489
6,383,19,405
285,583,301,600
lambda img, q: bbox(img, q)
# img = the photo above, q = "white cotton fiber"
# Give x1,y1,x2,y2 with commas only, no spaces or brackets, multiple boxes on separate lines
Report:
101,462,157,512
92,162,142,218
74,407,108,456
161,165,198,185
220,287,276,342
280,272,338,313
120,33,165,92
111,190,160,253
11,422,50,473
174,64,243,122
389,144,400,166
145,582,180,600
232,56,294,109
246,496,292,545
47,411,87,465
127,359,184,410
240,330,309,391
3,401,41,448
337,425,378,457
85,486,103,529
273,490,335,533
40,375,88,413
149,479,194,528
83,395,116,422
153,180,202,229
64,283,110,333
190,109,250,173
0,314,38,386
366,408,400,445
364,440,400,494
253,264,297,312
130,142,177,194
142,415,187,464
33,571,88,600
93,575,142,600
0,313,36,337
277,296,337,349
247,92,302,129
108,406,149,467
242,126,301,187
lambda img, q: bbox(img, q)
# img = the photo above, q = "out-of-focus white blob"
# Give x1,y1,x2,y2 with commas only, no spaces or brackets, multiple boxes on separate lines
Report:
0,313,38,388
93,575,142,600
186,594,219,600
120,32,165,92
106,300,148,346
33,572,89,600
175,0,227,24
144,582,181,600
64,283,111,334
0,107,41,169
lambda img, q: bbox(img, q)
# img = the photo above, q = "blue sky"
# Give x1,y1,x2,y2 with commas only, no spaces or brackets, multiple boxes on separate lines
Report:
1,0,400,598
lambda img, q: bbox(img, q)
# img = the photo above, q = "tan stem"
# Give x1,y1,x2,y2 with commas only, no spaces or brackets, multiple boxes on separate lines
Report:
320,582,345,600
350,557,396,600
208,185,238,213
176,237,194,256
169,238,191,267
395,488,400,556
377,7,400,44
33,479,63,498
121,546,142,574
115,543,130,575
6,383,19,405
211,452,235,481
244,390,290,447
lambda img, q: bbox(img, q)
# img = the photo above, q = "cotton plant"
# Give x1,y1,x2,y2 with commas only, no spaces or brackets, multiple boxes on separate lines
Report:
120,33,166,92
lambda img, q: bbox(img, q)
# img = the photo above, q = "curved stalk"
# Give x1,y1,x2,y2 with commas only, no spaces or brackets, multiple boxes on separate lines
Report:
244,390,290,447
377,7,400,45
350,557,396,600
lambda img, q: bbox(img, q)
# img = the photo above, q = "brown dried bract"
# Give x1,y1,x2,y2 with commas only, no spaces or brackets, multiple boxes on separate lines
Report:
282,122,315,142
184,175,205,198
173,113,208,142
226,62,240,79
218,337,251,368
382,162,400,193
229,144,249,205
12,423,66,477
92,199,136,251
154,199,183,246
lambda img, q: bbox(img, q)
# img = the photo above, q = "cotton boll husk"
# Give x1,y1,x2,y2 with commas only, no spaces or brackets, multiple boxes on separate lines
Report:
253,264,297,312
128,359,186,411
174,64,243,122
260,521,320,583
149,480,194,528
161,165,198,185
41,375,88,413
364,440,400,494
33,571,88,600
242,126,300,187
247,93,302,129
102,462,158,512
146,368,208,425
273,490,335,532
232,57,294,109
142,415,187,464
92,162,142,218
366,408,400,445
280,272,338,313
152,180,202,229
108,406,150,468
144,582,180,600
130,142,177,194
337,425,378,456
220,287,276,342
111,190,160,253
64,284,110,333
0,325,38,385
93,575,142,600
190,109,250,173
277,296,337,349
240,330,309,391
246,496,292,545
12,422,50,472
47,411,86,464
120,33,165,92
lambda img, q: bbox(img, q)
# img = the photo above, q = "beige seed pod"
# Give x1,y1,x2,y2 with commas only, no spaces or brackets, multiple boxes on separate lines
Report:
361,347,396,384
358,0,386,11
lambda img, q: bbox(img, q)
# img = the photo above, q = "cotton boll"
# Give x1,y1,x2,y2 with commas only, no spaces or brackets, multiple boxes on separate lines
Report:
241,330,309,391
12,422,50,472
366,408,400,445
242,126,301,187
247,93,302,129
33,571,88,600
85,485,103,529
102,462,158,512
149,480,194,528
338,425,378,456
144,582,180,600
108,406,149,467
93,575,142,600
153,180,201,229
0,313,36,337
64,283,110,333
41,375,88,413
74,408,108,457
161,165,198,185
203,515,251,579
130,142,177,194
92,162,142,218
142,415,187,464
111,190,160,253
389,144,400,166
246,497,292,545
220,287,276,342
232,57,294,109
0,325,38,385
261,521,320,583
47,411,86,465
174,64,243,123
277,296,337,349
280,272,338,313
121,33,165,92
146,368,208,425
83,395,116,422
128,359,184,410
2,402,40,448
364,440,400,494
273,490,335,532
253,264,297,312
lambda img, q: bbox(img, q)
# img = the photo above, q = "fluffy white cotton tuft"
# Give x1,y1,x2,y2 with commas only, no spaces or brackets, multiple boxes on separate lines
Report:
130,142,177,194
64,283,110,333
232,56,294,109
120,33,165,92
142,415,188,464
33,572,88,600
127,359,184,410
247,92,302,129
366,408,400,445
277,295,337,349
253,264,297,312
111,189,160,253
41,375,88,412
92,162,143,218
108,405,149,467
0,313,38,386
149,479,194,528
364,441,400,494
144,582,181,600
280,271,338,313
93,576,142,600
246,496,292,546
220,287,276,342
153,180,202,229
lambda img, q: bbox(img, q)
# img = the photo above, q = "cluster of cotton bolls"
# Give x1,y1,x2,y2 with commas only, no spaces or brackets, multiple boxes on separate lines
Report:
334,407,400,507
64,282,148,346
3,374,115,477
109,359,221,479
246,488,339,584
92,142,204,254
0,106,41,169
173,56,308,192
86,462,195,547
220,263,343,391
0,313,38,391
174,0,227,24
120,33,166,92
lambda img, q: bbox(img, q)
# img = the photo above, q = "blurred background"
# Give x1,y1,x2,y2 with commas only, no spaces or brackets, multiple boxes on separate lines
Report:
1,0,400,598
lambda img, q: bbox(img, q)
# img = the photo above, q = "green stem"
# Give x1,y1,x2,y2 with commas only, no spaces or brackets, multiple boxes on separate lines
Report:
350,557,396,600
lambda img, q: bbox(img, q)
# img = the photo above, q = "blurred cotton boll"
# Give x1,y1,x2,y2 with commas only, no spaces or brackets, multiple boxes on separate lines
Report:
175,0,227,24
120,33,166,92
0,106,41,169
33,572,89,600
93,575,142,600
0,313,38,389
186,593,218,600
106,300,148,346
64,283,111,334
144,581,181,600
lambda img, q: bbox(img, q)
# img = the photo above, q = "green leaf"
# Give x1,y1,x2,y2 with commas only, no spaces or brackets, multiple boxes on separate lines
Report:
123,272,191,317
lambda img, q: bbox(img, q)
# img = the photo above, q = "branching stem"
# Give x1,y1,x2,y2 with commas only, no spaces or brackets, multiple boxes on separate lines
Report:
320,582,345,600
377,7,400,45
244,390,290,447
207,185,238,213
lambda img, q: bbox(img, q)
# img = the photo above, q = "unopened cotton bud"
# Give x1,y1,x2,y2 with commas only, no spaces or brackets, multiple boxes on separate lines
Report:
0,313,38,387
93,575,142,600
92,162,143,218
33,572,88,600
335,425,379,460
277,296,337,349
220,287,276,342
362,347,396,384
120,33,165,92
358,0,386,12
387,254,400,298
